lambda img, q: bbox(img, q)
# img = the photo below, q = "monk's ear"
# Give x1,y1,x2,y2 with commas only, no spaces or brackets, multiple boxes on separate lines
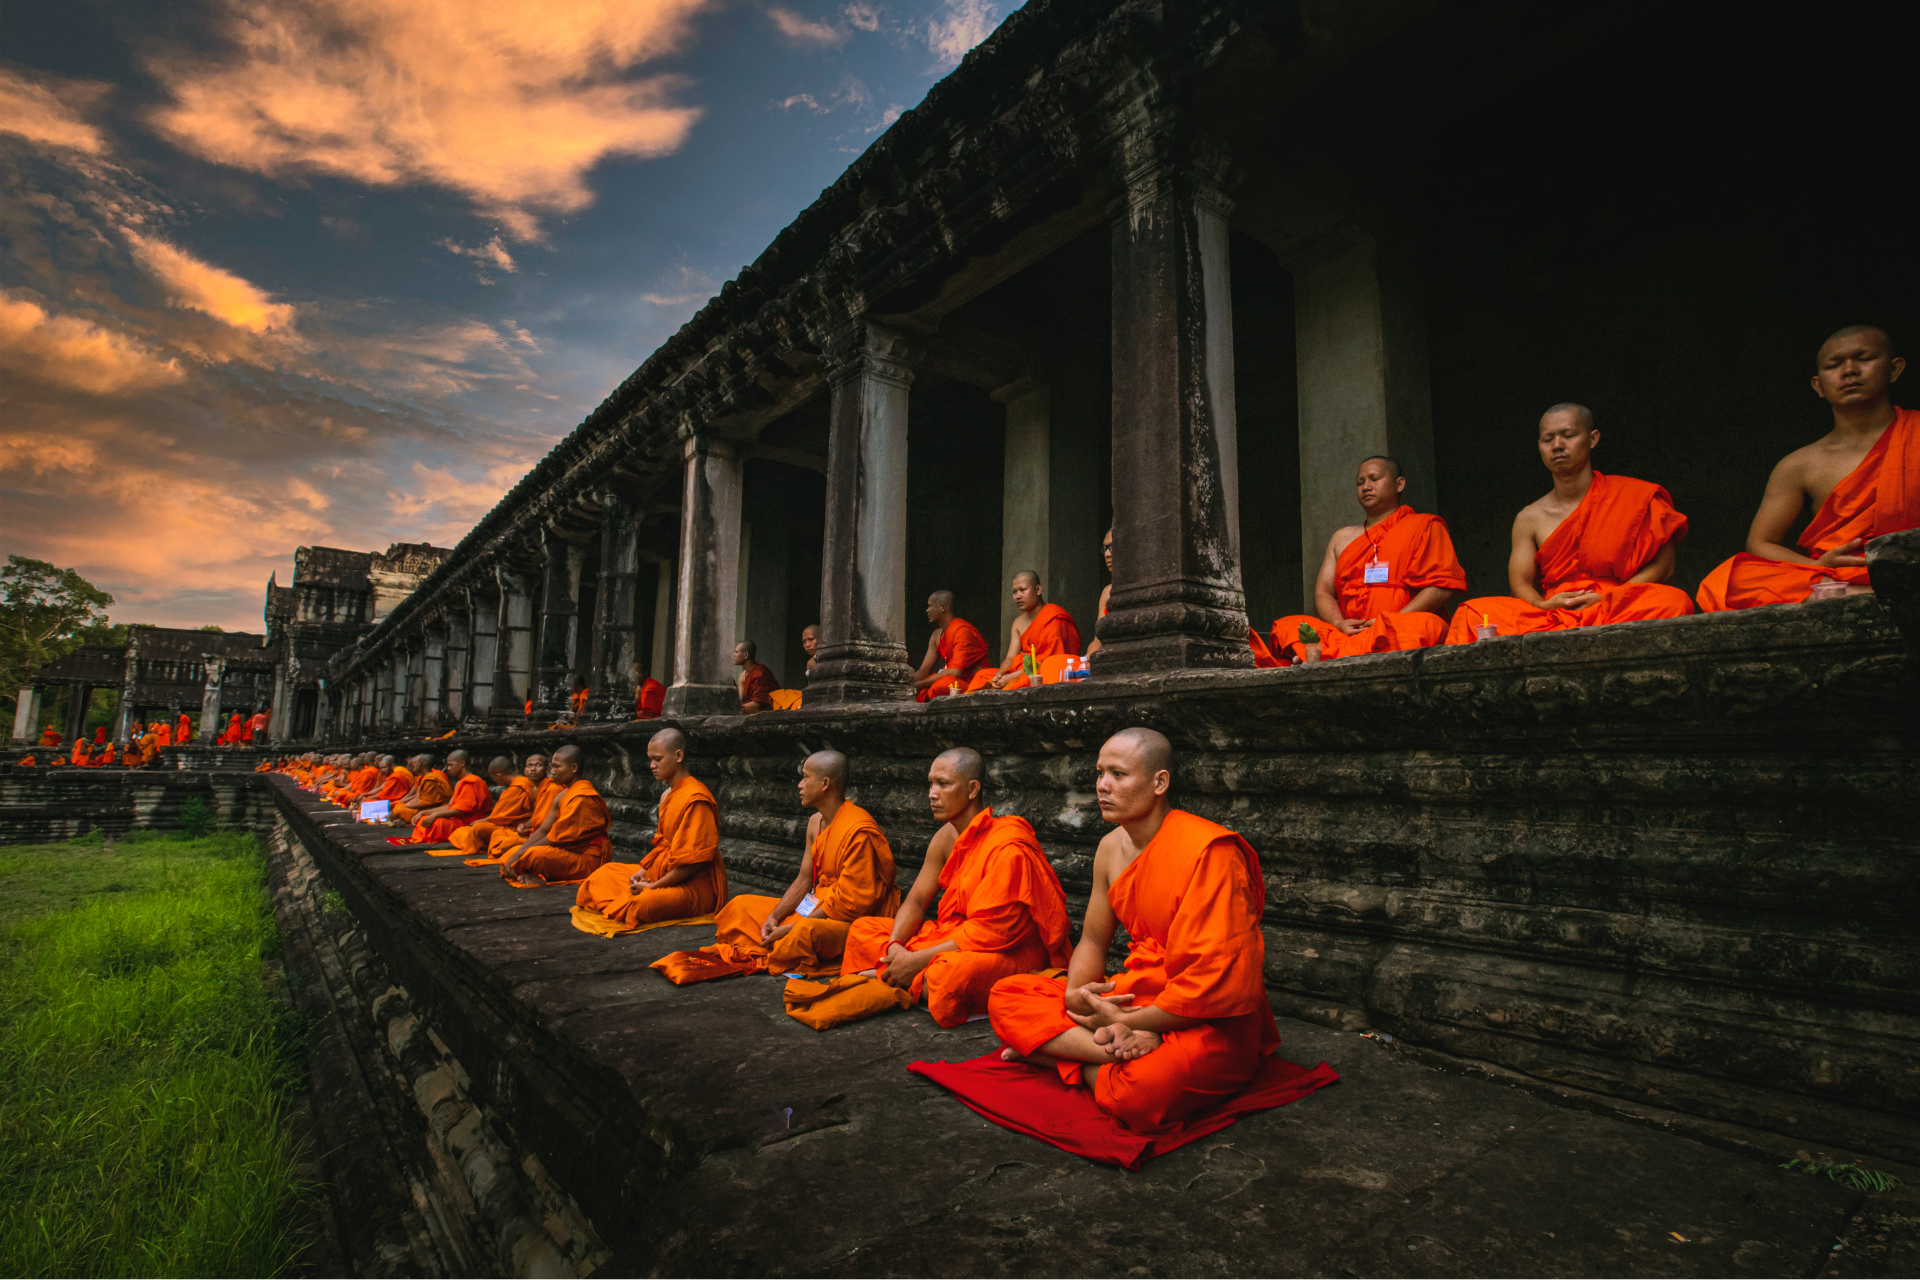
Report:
1152,769,1171,798
968,779,982,804
1892,356,1907,383
1393,474,1407,495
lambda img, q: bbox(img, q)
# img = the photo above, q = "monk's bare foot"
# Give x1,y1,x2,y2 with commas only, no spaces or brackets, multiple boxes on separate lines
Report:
1000,1046,1027,1063
509,874,542,887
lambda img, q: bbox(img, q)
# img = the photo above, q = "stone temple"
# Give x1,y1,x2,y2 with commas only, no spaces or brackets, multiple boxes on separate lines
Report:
9,0,1918,1273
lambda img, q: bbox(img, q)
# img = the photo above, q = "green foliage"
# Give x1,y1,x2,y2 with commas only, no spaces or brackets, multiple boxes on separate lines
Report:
0,556,115,703
0,832,310,1276
178,797,216,839
1780,1157,1901,1193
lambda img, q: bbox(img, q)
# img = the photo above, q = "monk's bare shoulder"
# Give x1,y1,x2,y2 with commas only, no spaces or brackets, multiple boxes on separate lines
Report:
1326,523,1367,558
1513,494,1559,544
924,822,958,869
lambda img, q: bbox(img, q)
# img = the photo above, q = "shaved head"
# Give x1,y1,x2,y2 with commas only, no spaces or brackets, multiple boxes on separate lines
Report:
447,749,468,766
488,756,515,774
929,589,954,609
1360,454,1401,479
1820,324,1895,363
1013,570,1041,588
1542,402,1595,430
935,746,983,786
552,744,583,767
650,726,688,754
410,754,431,769
1106,726,1173,776
804,750,848,790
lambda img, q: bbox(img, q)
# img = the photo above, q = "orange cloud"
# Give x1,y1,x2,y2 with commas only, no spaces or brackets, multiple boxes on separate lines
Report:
768,6,845,44
0,67,111,155
146,0,712,240
123,231,298,333
0,289,186,394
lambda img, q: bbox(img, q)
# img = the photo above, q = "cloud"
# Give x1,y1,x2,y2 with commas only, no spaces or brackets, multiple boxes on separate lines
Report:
123,230,297,333
843,2,880,32
439,235,518,275
776,93,826,114
641,264,718,309
0,289,185,394
867,103,904,133
767,5,846,44
926,0,1001,64
143,0,713,241
0,67,111,155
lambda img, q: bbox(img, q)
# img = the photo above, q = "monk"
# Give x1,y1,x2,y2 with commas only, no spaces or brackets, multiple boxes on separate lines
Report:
69,738,89,767
247,709,269,741
569,676,590,719
801,624,821,680
574,728,725,926
841,748,1071,1026
663,751,897,979
912,592,990,701
389,755,450,826
1270,456,1466,662
1086,528,1113,658
334,755,381,804
446,757,539,857
176,712,191,743
397,750,490,844
221,713,242,744
988,728,1279,1134
965,572,1082,691
92,727,106,746
635,665,666,720
1698,326,1917,610
155,720,172,748
478,753,556,861
735,641,779,714
1444,404,1693,642
501,745,612,887
38,725,61,748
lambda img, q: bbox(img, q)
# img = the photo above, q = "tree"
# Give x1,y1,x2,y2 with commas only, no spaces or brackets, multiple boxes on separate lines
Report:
0,557,115,710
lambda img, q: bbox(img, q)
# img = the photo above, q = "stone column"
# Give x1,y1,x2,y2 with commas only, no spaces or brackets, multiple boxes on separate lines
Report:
807,323,915,705
1096,143,1252,674
444,609,470,723
314,683,332,745
422,624,447,727
593,487,644,720
400,648,422,730
64,684,91,743
198,658,225,743
532,528,584,717
464,587,497,719
493,561,536,718
665,436,745,716
269,664,291,745
11,685,37,745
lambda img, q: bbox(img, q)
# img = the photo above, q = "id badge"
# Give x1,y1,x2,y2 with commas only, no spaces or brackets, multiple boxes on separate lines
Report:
795,892,820,918
1363,560,1390,585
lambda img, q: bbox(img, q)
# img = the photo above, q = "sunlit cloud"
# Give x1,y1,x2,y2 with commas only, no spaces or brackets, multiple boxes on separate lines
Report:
144,0,714,240
843,2,880,32
439,235,518,280
0,67,112,156
776,93,826,113
123,230,297,333
926,0,1002,64
0,289,185,394
768,6,845,44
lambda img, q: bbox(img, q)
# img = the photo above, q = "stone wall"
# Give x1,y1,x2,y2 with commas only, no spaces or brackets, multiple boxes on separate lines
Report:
0,767,273,844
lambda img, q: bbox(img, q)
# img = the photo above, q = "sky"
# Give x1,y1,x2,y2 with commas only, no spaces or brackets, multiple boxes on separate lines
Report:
0,0,1012,631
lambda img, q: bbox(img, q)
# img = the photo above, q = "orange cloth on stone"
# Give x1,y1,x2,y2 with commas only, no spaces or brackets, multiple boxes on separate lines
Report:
391,768,450,824
917,617,991,703
447,775,538,856
636,678,666,719
988,810,1279,1136
1443,472,1694,643
739,663,780,708
1270,506,1465,661
407,771,491,844
840,809,1071,1027
1697,406,1920,610
652,800,897,982
499,779,611,886
965,603,1081,692
574,774,724,929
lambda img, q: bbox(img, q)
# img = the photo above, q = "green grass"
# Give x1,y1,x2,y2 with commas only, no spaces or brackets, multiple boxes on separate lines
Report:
0,831,310,1277
1781,1156,1902,1193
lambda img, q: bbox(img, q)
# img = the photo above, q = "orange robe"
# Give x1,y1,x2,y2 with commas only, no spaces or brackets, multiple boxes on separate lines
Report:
447,775,537,856
663,801,898,980
918,617,990,702
391,769,450,824
176,714,192,742
502,779,612,886
248,712,268,741
1697,407,1920,610
841,809,1071,1026
965,603,1081,692
481,779,564,862
406,771,491,844
70,741,89,766
575,774,724,925
155,724,172,748
38,726,61,747
636,677,666,719
1444,472,1693,642
1269,505,1466,661
571,688,589,716
372,768,412,802
988,810,1279,1135
739,663,779,708
222,714,242,744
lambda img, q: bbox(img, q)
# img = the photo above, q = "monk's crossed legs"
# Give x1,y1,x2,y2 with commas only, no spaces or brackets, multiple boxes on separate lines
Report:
714,894,850,974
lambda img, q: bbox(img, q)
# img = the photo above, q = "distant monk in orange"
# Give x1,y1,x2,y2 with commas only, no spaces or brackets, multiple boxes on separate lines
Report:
247,709,268,742
389,755,450,826
446,757,536,857
69,737,89,767
500,746,611,887
1698,325,1916,610
39,725,61,748
396,750,490,844
220,713,242,744
154,720,172,748
364,755,409,807
965,571,1081,691
734,641,779,714
635,665,666,720
988,728,1279,1134
93,727,106,746
841,748,1070,1026
477,753,554,861
1444,404,1693,643
656,751,896,981
176,712,192,743
912,592,990,701
1086,527,1113,658
574,728,725,929
1270,456,1466,662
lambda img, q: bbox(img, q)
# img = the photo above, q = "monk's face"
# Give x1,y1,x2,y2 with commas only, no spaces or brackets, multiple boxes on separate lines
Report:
1011,575,1041,614
1537,412,1597,476
802,627,819,656
733,643,750,669
550,754,580,785
1354,460,1405,517
1095,739,1169,826
797,761,832,810
1813,330,1904,407
925,596,946,623
525,755,548,781
1102,530,1113,572
446,755,467,778
926,758,979,825
647,740,683,781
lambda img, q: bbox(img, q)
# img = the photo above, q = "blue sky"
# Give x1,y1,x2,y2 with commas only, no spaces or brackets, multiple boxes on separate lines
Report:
0,0,1011,628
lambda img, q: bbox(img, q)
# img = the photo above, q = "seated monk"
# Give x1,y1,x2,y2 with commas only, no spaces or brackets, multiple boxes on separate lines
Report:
68,738,89,767
635,664,666,720
1087,527,1113,658
912,592,989,701
1270,456,1465,662
801,623,820,680
734,641,779,714
1444,404,1693,642
574,728,725,928
1698,325,1917,610
478,753,556,861
989,728,1280,1134
389,755,450,826
39,724,62,748
658,751,897,980
336,755,382,804
500,745,612,887
570,676,590,719
841,748,1071,1026
964,571,1081,692
154,721,172,748
397,750,490,844
446,757,537,857
96,742,117,766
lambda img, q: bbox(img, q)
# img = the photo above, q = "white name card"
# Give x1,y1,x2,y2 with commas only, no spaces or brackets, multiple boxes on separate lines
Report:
358,800,390,821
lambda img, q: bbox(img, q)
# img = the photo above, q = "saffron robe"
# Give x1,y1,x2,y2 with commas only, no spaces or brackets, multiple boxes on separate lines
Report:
39,726,61,747
918,617,990,702
480,778,563,862
1444,472,1693,643
1270,506,1465,661
1697,407,1920,610
574,775,724,928
500,779,611,886
93,727,106,745
155,724,172,747
988,810,1279,1135
840,809,1071,1026
965,603,1081,692
739,663,780,708
248,712,268,741
70,741,89,766
221,714,242,744
406,771,491,844
390,768,450,824
368,768,411,805
636,677,666,719
654,801,898,982
176,714,192,743
446,775,537,856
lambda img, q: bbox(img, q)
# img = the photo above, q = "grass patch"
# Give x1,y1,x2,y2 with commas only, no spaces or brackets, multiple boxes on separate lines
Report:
0,832,310,1277
1781,1156,1902,1193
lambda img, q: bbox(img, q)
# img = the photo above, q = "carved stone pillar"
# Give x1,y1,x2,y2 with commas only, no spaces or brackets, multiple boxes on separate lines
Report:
314,683,332,745
198,658,226,743
11,684,39,746
492,560,537,720
665,436,744,717
533,527,585,717
443,610,470,723
806,323,915,705
422,624,447,727
465,586,497,720
1096,138,1252,675
593,486,644,720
